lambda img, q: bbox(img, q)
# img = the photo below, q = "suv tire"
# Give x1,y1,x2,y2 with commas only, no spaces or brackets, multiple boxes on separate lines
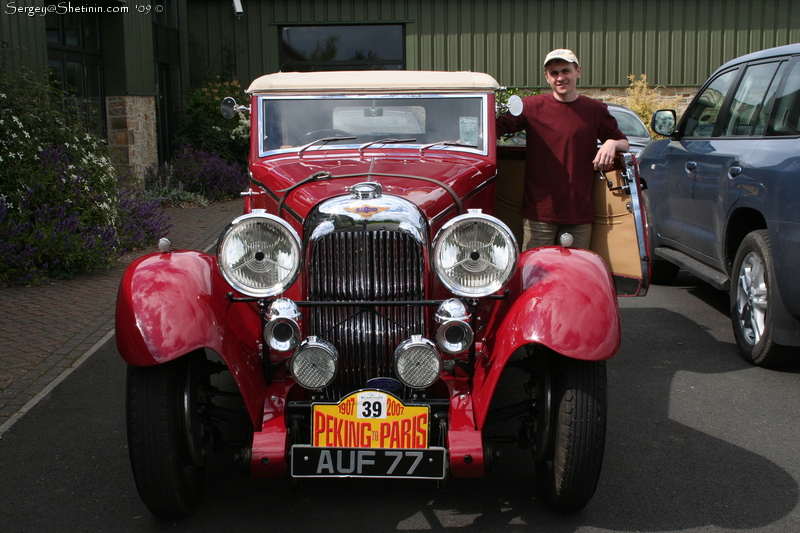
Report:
730,230,792,366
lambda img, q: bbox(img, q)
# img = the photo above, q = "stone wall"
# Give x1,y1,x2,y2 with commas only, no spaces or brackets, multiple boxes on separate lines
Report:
582,86,699,117
106,96,158,182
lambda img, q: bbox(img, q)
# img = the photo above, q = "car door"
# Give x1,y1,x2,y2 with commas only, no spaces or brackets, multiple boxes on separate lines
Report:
590,153,650,296
654,68,740,263
693,60,786,263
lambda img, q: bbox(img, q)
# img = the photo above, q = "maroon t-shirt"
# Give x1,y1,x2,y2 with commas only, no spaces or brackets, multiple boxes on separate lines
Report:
496,93,626,224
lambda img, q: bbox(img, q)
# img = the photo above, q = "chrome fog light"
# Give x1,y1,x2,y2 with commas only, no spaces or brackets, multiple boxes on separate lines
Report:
436,321,473,354
290,337,338,390
394,336,442,389
263,298,301,352
434,299,473,354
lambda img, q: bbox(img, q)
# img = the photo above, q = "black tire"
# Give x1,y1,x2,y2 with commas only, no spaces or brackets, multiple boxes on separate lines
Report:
642,189,679,284
730,230,792,366
535,356,607,513
126,351,210,518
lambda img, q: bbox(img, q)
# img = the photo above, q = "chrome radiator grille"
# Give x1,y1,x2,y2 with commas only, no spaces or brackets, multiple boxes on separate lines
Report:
308,229,426,395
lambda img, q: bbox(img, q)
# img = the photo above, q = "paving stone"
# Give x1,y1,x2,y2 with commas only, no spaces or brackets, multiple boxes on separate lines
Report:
0,199,241,428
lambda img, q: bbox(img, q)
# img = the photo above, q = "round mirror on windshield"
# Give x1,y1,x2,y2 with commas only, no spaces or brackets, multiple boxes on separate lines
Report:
508,95,523,116
220,97,238,119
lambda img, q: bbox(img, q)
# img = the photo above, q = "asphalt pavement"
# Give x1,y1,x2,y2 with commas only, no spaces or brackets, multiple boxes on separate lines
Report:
0,198,242,435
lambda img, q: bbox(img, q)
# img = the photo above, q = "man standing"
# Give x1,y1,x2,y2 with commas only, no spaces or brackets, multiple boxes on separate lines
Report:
496,49,629,250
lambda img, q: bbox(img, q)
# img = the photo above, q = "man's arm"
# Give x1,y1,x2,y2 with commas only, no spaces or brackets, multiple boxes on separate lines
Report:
593,138,629,170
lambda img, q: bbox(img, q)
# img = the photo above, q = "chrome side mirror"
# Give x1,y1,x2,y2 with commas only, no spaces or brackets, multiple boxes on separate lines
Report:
221,97,249,119
507,95,523,116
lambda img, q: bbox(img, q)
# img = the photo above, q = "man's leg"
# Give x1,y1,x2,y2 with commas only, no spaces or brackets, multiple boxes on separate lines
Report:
523,220,593,250
522,219,558,251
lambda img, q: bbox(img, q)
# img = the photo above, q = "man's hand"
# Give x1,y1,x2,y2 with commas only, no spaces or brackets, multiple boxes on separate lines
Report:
593,138,629,170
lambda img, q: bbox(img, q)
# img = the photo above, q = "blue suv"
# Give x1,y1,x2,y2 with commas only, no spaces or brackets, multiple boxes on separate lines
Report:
641,43,800,366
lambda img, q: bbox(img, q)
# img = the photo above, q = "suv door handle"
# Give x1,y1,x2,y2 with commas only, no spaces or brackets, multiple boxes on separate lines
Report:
729,165,742,177
685,161,697,171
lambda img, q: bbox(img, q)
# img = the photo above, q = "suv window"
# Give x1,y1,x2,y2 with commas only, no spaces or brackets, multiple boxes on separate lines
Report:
723,62,784,136
767,59,800,136
683,69,738,137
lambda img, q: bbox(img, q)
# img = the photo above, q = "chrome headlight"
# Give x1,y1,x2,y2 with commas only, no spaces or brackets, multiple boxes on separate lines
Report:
432,211,518,297
290,337,338,390
394,336,442,389
217,212,301,297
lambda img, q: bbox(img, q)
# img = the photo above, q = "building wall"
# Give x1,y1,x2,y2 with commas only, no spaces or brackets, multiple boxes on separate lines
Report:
1,2,161,180
185,0,800,91
0,0,48,76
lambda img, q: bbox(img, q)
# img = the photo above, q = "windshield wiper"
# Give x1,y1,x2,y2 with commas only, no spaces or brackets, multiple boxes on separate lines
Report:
298,135,357,156
419,141,478,155
358,138,416,155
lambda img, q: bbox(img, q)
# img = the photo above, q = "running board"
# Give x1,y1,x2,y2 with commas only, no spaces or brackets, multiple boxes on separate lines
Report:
654,247,730,290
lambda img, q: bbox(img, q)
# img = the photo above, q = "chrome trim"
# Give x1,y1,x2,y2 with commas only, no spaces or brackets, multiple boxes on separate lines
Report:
257,93,491,158
622,152,650,296
305,194,429,396
306,193,428,245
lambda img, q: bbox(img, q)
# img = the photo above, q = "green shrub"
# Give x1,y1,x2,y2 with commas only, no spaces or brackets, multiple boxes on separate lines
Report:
615,74,678,137
173,77,249,165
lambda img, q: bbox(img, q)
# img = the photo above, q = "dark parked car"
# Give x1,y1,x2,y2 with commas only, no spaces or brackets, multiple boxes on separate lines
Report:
641,43,800,366
606,103,652,154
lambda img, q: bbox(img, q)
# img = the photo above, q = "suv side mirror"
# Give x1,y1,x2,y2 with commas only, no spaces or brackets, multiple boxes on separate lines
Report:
651,109,676,137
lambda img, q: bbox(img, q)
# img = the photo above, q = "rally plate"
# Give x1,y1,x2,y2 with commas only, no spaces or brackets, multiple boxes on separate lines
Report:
311,390,430,449
291,445,447,479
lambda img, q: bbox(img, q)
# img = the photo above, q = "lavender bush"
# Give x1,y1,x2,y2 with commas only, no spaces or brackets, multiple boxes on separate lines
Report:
0,54,171,284
146,144,248,203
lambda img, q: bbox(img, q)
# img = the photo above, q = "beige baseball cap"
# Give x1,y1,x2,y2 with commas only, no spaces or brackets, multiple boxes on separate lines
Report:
543,49,580,68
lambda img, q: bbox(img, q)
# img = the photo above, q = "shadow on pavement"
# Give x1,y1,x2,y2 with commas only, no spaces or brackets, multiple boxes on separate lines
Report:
0,307,797,532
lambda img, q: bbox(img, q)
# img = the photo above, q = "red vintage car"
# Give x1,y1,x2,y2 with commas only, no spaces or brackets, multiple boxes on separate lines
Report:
116,70,649,518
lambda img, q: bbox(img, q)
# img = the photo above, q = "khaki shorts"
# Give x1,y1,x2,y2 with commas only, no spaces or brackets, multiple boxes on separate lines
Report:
522,219,592,251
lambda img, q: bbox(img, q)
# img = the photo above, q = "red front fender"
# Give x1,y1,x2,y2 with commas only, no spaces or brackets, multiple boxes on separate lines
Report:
115,250,266,427
472,246,621,427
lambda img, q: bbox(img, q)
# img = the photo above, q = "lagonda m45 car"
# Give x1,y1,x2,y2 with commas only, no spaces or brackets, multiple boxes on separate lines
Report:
116,70,649,518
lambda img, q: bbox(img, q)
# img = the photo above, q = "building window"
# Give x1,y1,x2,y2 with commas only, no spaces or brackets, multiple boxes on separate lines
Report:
280,24,405,71
45,11,104,135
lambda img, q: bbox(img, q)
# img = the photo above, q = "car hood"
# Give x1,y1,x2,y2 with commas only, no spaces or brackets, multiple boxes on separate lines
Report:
249,150,496,222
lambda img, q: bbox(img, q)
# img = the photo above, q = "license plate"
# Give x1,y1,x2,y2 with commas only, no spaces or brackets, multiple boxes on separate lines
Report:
291,445,447,479
312,390,430,449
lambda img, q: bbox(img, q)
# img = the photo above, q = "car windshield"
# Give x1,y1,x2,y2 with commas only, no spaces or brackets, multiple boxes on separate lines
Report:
259,94,487,155
609,108,650,138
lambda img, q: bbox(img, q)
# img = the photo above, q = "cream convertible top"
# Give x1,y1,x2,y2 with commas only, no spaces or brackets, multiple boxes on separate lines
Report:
247,70,500,94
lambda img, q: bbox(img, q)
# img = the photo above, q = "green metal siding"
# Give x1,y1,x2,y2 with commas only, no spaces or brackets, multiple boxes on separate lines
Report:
186,0,800,90
0,0,48,77
120,9,157,95
1,1,157,95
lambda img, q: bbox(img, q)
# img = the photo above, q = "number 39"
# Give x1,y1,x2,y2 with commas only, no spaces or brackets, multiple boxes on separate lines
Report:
361,400,382,418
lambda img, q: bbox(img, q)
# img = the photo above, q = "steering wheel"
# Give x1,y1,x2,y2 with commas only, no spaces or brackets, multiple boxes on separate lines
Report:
297,129,353,145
